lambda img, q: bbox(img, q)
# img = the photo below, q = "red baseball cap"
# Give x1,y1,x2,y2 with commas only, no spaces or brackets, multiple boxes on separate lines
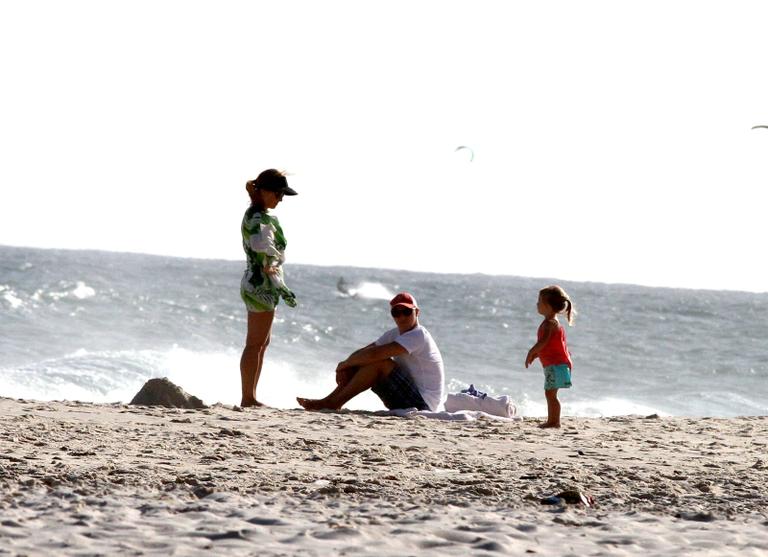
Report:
390,292,418,309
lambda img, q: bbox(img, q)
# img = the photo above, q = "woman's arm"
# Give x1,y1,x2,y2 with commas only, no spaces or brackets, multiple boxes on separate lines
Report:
247,215,296,306
249,220,284,270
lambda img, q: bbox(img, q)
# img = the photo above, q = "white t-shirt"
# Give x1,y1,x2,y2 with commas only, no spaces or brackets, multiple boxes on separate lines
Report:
375,325,446,411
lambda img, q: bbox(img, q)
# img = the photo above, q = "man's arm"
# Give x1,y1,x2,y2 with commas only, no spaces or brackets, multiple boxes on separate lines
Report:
337,342,407,372
346,343,376,359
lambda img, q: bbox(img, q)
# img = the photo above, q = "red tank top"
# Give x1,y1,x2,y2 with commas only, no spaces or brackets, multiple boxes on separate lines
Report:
537,321,572,369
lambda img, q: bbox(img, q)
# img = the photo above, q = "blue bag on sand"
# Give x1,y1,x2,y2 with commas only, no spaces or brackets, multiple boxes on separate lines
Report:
460,384,487,399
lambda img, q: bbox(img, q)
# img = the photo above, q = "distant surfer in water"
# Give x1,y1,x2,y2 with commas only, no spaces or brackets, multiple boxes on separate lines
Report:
297,292,446,412
240,169,298,407
336,277,354,297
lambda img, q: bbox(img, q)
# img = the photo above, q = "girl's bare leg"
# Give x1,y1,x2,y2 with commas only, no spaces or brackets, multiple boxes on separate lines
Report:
240,310,274,407
540,388,561,428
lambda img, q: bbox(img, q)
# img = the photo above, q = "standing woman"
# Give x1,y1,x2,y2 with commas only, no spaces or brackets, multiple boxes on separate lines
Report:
240,169,298,407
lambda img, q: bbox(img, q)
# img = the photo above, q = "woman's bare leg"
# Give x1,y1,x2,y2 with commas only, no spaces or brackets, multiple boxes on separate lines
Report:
240,310,274,407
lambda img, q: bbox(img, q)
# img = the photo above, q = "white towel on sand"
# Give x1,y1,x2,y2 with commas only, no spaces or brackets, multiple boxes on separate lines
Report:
380,407,521,422
443,393,518,419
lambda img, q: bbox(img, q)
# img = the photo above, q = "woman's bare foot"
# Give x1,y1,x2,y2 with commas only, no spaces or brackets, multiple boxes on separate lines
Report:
538,421,561,429
240,399,267,408
296,397,339,411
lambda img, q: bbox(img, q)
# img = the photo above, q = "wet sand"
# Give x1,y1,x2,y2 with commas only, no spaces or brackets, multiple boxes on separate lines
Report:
1,397,767,555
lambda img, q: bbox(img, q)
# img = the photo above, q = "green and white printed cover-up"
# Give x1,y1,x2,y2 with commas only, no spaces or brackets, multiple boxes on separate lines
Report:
240,206,297,312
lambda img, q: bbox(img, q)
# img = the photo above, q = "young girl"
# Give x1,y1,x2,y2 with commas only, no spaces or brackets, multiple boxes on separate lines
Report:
525,285,575,428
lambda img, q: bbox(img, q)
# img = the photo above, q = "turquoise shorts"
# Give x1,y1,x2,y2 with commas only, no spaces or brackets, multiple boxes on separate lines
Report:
544,364,572,391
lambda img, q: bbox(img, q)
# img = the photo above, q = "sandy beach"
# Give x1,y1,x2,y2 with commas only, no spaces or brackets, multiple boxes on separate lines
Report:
1,397,766,555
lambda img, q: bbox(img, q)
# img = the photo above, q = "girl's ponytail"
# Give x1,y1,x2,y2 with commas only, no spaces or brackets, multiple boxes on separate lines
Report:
564,298,575,326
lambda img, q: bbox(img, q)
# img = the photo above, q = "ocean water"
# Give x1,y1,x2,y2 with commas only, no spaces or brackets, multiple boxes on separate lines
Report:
1,245,766,417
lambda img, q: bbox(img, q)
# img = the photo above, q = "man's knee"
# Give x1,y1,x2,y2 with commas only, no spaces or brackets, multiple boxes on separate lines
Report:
358,359,395,381
372,358,396,379
336,366,359,385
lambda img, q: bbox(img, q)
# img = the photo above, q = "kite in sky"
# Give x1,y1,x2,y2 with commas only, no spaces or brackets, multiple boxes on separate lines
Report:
454,145,474,162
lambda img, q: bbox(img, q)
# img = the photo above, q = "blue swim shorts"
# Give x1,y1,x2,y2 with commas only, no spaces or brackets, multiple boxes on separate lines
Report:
544,364,572,391
372,365,429,411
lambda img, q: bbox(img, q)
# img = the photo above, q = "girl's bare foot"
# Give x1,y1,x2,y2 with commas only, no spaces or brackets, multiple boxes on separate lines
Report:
538,421,561,428
241,399,267,408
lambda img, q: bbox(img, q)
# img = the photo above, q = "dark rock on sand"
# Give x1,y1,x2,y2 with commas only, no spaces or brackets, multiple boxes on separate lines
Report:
130,378,206,409
675,511,718,522
193,486,215,498
557,489,595,507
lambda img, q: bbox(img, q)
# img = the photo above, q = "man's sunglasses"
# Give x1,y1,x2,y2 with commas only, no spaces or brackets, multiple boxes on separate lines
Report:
390,307,413,318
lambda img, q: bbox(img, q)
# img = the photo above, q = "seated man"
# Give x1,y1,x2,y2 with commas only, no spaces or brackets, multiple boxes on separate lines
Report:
297,292,445,412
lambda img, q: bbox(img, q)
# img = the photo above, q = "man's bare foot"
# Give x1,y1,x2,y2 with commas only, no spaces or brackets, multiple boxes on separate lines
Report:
240,399,267,408
538,421,561,429
296,397,340,411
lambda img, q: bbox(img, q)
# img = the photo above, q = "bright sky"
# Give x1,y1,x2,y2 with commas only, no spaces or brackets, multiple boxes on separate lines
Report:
1,1,766,292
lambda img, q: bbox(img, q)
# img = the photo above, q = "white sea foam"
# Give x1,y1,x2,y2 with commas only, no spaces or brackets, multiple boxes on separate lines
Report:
564,397,664,418
0,349,166,403
338,280,394,300
159,347,383,410
1,286,24,309
2,246,767,416
72,281,96,299
35,281,96,302
0,345,387,411
356,281,394,300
